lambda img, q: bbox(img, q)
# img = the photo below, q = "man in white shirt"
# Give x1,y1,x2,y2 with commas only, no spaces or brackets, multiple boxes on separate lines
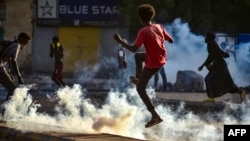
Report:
0,32,30,115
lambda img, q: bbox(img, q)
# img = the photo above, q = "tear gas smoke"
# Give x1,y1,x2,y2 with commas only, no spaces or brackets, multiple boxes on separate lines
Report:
2,84,249,141
1,18,250,141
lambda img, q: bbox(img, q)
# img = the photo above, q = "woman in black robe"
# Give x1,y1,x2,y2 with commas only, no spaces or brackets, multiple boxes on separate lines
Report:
198,32,245,102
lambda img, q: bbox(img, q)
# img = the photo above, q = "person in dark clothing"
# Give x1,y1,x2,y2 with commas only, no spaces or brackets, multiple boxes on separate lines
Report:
113,4,174,128
0,32,31,115
50,36,65,87
154,67,167,91
198,32,245,102
117,48,128,92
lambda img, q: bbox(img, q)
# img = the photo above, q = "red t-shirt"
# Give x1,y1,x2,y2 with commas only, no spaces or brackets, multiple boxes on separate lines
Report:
134,24,173,68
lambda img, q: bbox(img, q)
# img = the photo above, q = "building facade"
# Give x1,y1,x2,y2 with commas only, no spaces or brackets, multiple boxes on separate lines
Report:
1,0,130,77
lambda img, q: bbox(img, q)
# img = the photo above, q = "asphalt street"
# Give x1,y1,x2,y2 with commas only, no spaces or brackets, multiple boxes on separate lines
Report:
0,74,249,141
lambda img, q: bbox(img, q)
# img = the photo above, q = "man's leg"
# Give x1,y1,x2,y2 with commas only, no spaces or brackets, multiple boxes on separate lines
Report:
0,70,16,115
52,74,62,86
160,68,167,91
154,72,159,90
52,62,64,86
57,62,65,87
136,67,162,127
137,68,158,111
135,52,145,78
130,52,146,84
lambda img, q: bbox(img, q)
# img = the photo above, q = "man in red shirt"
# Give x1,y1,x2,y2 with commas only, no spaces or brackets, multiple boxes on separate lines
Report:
113,4,174,128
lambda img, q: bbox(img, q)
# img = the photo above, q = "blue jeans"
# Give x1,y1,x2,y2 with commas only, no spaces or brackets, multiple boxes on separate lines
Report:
118,68,127,92
0,67,16,101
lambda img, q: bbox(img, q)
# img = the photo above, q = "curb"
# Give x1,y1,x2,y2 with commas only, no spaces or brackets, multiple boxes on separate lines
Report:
0,125,67,141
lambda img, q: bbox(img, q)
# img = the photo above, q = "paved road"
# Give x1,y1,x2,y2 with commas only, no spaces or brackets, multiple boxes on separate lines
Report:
0,84,147,141
0,120,144,141
0,75,249,141
0,90,248,141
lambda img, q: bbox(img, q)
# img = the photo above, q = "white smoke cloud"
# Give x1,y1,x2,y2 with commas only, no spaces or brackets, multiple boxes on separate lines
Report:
163,18,208,84
2,85,146,139
2,83,250,141
1,18,250,141
164,18,250,87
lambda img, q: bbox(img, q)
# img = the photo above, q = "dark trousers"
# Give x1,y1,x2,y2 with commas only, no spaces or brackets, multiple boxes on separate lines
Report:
154,67,167,91
135,52,145,78
0,67,16,101
134,52,160,111
52,61,64,80
52,61,65,86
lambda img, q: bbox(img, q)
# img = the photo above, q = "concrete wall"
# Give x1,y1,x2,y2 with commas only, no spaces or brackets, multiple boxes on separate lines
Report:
32,26,129,75
3,0,33,71
2,0,131,77
32,27,57,72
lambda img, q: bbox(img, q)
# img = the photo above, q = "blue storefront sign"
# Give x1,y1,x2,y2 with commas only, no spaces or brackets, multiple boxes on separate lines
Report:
36,0,122,26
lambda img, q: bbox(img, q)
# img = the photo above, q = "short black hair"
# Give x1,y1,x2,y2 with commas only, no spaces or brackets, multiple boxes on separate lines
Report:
17,32,30,44
18,32,31,41
206,32,216,40
137,4,155,22
53,36,59,41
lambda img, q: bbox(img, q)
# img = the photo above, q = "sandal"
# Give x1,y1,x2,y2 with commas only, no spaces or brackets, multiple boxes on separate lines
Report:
239,89,246,103
130,76,138,85
145,117,163,128
203,97,215,102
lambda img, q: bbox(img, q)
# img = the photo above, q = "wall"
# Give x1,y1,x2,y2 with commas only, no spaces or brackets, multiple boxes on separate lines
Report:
2,0,131,77
4,0,33,71
32,26,129,75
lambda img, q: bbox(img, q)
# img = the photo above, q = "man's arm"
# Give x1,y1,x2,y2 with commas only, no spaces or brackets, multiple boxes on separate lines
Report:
50,45,53,58
10,57,24,84
113,33,138,53
60,45,64,58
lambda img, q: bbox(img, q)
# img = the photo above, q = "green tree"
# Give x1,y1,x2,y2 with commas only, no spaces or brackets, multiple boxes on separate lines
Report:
118,0,250,35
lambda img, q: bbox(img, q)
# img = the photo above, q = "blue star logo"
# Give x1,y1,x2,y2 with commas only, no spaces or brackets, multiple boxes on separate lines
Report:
40,1,54,17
